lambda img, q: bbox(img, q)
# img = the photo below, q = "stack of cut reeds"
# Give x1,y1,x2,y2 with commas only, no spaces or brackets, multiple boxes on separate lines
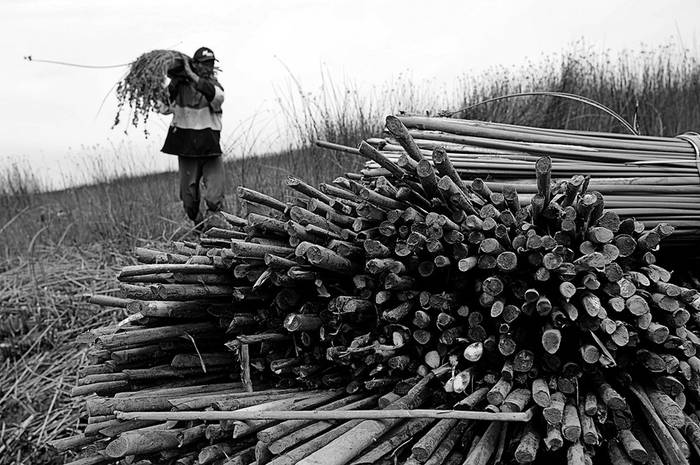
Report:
55,116,700,465
321,115,700,251
71,241,240,400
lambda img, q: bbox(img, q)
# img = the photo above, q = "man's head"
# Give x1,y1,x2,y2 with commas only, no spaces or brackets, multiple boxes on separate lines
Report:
192,47,218,77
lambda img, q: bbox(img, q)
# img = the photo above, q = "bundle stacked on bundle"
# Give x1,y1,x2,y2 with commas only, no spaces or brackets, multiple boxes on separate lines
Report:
324,115,700,252
57,115,700,465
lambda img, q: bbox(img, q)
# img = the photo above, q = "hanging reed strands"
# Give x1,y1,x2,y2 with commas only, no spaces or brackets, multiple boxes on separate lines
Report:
114,49,190,132
55,114,700,465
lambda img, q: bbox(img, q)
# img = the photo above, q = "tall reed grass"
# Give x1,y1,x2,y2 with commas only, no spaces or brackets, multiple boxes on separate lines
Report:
451,42,700,135
1,43,698,260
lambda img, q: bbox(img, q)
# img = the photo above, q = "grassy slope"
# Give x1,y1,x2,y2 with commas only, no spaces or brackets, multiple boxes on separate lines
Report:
0,44,699,463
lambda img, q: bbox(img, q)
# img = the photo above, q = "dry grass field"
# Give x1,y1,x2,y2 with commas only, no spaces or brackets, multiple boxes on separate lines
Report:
1,44,699,463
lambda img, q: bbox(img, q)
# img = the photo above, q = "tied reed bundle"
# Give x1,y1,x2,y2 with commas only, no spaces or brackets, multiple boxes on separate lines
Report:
114,49,189,133
329,114,700,254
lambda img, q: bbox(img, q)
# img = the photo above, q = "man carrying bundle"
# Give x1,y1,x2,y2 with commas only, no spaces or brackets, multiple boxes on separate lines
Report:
160,46,227,231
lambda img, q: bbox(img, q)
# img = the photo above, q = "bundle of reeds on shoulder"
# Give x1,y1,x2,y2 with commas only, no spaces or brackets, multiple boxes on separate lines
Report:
114,49,189,132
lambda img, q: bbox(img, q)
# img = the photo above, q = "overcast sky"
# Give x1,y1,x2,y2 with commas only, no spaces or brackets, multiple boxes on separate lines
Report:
2,0,699,188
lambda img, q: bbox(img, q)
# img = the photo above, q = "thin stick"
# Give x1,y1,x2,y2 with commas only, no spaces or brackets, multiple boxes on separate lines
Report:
116,407,535,422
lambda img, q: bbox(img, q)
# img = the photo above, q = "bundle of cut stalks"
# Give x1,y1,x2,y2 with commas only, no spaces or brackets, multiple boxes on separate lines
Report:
56,116,700,465
114,49,189,131
321,115,700,253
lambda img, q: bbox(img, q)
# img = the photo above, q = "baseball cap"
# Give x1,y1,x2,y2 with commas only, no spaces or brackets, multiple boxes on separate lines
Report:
193,47,218,63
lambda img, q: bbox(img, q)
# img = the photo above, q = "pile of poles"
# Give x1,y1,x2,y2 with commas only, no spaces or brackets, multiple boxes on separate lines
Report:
321,115,700,251
54,115,700,465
